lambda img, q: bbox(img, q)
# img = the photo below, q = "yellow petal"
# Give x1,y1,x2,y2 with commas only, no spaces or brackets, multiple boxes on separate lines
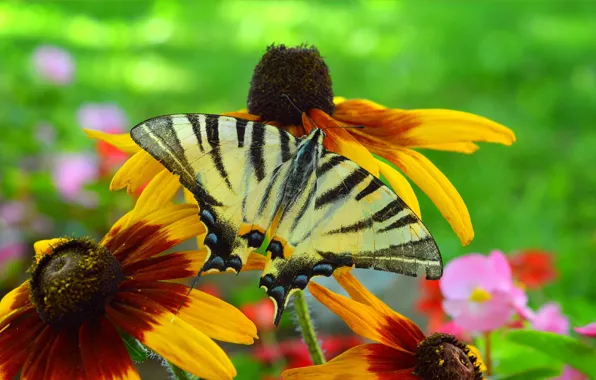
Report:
110,151,164,194
413,142,480,154
33,238,68,261
467,345,488,373
389,148,473,245
83,129,140,154
333,96,347,105
107,294,235,380
0,282,29,318
308,282,414,352
377,160,421,218
125,169,182,229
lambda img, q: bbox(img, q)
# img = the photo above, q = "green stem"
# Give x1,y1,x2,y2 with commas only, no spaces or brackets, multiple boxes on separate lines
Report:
293,290,326,365
167,361,196,380
484,331,492,376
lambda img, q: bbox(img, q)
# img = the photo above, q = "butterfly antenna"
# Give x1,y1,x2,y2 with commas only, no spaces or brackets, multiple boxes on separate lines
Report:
281,93,322,130
171,268,205,323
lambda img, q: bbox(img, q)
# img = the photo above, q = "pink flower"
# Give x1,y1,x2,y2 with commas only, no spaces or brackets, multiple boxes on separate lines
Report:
440,250,527,332
528,302,569,335
574,322,596,338
0,200,27,226
77,103,128,133
556,366,588,380
52,153,99,207
436,320,472,342
32,45,74,85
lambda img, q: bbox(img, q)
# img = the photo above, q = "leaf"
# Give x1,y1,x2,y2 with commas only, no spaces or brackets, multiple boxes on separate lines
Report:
121,332,148,363
504,329,596,378
497,367,561,380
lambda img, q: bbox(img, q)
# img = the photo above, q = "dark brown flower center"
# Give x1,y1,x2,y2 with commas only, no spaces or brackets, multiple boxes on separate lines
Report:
29,237,123,327
414,333,483,380
247,44,335,126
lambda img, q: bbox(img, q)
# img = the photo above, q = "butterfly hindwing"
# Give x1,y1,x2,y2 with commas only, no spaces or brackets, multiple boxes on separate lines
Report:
130,114,300,272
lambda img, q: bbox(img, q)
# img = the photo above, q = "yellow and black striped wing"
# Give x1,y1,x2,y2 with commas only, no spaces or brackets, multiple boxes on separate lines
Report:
130,114,300,273
260,153,442,324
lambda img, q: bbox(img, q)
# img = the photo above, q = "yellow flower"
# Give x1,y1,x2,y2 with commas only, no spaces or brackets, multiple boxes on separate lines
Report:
0,169,266,380
85,44,515,245
282,269,485,380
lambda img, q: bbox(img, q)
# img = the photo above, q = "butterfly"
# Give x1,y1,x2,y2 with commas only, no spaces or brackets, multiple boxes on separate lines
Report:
130,114,442,325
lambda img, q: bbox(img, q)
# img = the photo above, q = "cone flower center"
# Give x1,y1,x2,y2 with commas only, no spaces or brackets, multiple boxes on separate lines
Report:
247,44,335,126
29,238,123,327
469,287,492,303
414,333,483,380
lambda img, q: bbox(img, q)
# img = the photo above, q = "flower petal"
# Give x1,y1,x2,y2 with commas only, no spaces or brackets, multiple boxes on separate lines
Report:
110,150,164,194
221,111,261,121
107,293,236,379
308,281,419,352
0,281,30,318
306,109,380,177
79,316,140,379
387,148,473,245
466,345,488,373
43,330,85,380
0,309,45,380
282,343,416,379
83,129,140,154
120,281,257,344
21,326,59,380
413,142,480,154
377,160,420,218
575,322,596,338
333,269,425,347
33,238,68,261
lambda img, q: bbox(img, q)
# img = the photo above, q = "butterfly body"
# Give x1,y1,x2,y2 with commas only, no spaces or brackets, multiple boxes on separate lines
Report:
131,114,442,324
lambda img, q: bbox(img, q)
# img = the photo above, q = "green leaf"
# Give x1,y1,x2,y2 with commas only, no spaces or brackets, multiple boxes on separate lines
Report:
497,367,561,380
121,333,148,363
504,329,596,378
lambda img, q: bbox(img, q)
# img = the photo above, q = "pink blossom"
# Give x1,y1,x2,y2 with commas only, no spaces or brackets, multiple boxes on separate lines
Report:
556,366,588,380
440,250,527,332
574,322,596,338
77,103,128,133
0,228,26,270
437,320,472,342
529,302,570,335
0,200,27,226
52,153,99,207
32,45,74,85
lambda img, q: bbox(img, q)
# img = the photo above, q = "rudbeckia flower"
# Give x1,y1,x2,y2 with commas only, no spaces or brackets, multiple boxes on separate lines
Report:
85,44,515,245
283,269,485,380
0,169,265,380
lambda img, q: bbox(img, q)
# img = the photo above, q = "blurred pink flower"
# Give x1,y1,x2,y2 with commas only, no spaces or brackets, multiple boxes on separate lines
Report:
574,322,596,338
0,200,27,226
0,228,26,273
440,250,527,332
436,320,472,342
556,366,588,380
77,103,128,133
52,153,99,207
32,45,74,85
527,302,569,335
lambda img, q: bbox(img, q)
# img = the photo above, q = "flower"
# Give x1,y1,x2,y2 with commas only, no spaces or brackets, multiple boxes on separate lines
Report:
575,322,596,338
441,250,527,333
282,269,484,379
0,170,267,379
52,152,99,207
240,298,276,333
527,302,570,335
415,278,445,333
32,45,74,85
556,366,589,380
508,249,556,289
85,44,515,245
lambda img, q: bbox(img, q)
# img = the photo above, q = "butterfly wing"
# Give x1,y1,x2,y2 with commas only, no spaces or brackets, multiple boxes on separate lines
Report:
130,114,300,273
260,152,442,324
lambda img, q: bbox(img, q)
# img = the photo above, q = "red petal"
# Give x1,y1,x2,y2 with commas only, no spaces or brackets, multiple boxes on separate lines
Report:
0,308,44,379
43,330,85,380
21,326,60,380
79,316,140,379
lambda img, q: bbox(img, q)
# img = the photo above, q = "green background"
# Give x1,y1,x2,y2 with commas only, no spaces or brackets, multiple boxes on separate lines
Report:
1,1,595,378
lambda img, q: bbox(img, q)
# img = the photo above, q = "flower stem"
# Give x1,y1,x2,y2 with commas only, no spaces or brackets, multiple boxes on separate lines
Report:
293,290,326,365
484,331,492,376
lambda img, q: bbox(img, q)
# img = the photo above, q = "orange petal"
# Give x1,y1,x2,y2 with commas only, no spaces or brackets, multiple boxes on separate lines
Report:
282,343,417,379
377,160,420,218
33,238,68,261
333,96,347,105
121,281,257,344
110,151,164,194
21,325,59,380
79,316,140,379
387,148,473,245
413,142,480,154
43,330,85,380
306,109,379,177
221,110,261,121
83,129,140,154
0,281,30,319
0,309,45,380
107,293,236,379
307,281,417,352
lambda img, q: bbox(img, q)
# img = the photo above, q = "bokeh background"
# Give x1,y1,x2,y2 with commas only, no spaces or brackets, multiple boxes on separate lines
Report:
1,1,595,378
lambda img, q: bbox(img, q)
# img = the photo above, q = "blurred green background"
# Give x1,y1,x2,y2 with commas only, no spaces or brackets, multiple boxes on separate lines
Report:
1,0,595,378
